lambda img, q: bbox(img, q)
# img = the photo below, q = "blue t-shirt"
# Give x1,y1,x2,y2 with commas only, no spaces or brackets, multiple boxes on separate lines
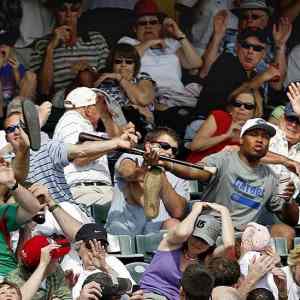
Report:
0,63,26,105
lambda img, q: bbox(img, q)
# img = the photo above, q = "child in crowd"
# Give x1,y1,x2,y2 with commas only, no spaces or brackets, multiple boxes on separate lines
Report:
239,222,278,298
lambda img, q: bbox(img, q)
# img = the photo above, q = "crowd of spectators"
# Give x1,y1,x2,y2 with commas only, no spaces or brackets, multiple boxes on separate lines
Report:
2,0,300,299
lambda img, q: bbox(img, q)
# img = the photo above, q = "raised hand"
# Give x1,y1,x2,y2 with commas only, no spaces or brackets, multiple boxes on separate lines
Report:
213,10,229,38
50,25,72,49
163,18,184,39
287,82,300,116
88,239,109,272
40,243,60,267
79,281,102,300
273,17,292,48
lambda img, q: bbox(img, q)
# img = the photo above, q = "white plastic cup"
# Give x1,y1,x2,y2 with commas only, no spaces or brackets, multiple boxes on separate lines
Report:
277,174,291,197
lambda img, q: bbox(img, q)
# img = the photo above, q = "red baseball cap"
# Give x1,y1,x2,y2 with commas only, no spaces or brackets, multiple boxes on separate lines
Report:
134,0,160,18
20,235,70,269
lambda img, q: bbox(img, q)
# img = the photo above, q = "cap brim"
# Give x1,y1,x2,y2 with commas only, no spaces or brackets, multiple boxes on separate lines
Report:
231,7,272,17
192,232,215,246
244,124,276,138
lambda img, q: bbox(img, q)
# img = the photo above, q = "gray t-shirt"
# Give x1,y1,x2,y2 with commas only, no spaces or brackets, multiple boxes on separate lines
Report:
201,151,284,230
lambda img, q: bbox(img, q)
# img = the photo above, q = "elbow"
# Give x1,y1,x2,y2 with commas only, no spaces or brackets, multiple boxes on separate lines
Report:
190,142,204,152
171,201,187,219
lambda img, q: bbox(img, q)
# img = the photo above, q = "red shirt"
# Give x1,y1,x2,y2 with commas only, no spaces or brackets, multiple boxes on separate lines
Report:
186,110,240,163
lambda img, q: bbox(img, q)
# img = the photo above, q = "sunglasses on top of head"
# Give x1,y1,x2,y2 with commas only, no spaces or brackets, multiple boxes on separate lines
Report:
240,40,265,52
114,58,134,65
231,100,255,110
137,20,160,26
152,141,179,156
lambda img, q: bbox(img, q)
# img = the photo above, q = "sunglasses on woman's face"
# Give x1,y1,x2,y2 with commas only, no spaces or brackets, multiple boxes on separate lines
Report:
240,40,265,52
137,19,160,26
231,100,255,110
4,123,20,134
114,58,135,65
152,141,179,156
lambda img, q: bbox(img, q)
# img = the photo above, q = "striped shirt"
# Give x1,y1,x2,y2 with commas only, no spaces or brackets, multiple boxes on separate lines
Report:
30,31,109,92
27,132,73,203
53,110,112,186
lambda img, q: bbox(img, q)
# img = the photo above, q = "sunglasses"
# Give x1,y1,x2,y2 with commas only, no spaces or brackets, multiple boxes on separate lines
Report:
231,100,255,110
58,4,81,12
285,115,300,126
137,20,160,26
240,14,266,21
114,58,134,65
4,124,20,134
240,40,265,52
152,141,179,156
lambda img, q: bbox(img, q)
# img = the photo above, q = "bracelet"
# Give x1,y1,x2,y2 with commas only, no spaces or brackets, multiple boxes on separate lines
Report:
49,203,60,213
8,181,18,192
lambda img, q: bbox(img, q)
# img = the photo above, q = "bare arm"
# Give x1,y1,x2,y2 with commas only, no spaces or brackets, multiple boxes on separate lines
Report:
118,158,148,183
190,114,226,151
159,202,207,250
121,78,155,106
270,17,292,90
199,10,228,78
21,244,60,300
28,184,83,241
70,132,137,167
159,172,187,219
162,161,213,181
208,204,235,254
39,43,55,95
176,38,203,69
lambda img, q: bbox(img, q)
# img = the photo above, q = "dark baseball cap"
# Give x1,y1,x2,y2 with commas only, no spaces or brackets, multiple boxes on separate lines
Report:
83,272,132,299
284,103,300,119
238,28,270,45
0,29,18,46
75,223,108,244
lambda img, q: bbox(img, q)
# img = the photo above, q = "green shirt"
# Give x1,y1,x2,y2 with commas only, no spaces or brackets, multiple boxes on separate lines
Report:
0,204,20,277
7,264,72,300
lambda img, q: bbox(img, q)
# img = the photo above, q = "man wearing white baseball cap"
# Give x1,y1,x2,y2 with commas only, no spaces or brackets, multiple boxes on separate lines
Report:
53,87,128,216
160,118,300,233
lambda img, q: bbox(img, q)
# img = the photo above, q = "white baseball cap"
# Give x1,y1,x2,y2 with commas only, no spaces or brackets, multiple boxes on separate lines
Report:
64,87,98,108
240,118,276,138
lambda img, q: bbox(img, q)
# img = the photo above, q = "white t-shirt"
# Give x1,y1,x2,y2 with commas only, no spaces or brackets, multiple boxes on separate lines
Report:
53,110,112,186
282,266,300,300
119,36,184,92
72,256,135,299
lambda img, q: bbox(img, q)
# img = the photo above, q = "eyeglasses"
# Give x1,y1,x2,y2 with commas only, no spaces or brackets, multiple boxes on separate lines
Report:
240,13,266,21
4,124,20,134
231,100,255,110
152,141,179,156
58,4,81,12
137,20,160,26
285,115,300,126
240,40,265,52
114,58,134,65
